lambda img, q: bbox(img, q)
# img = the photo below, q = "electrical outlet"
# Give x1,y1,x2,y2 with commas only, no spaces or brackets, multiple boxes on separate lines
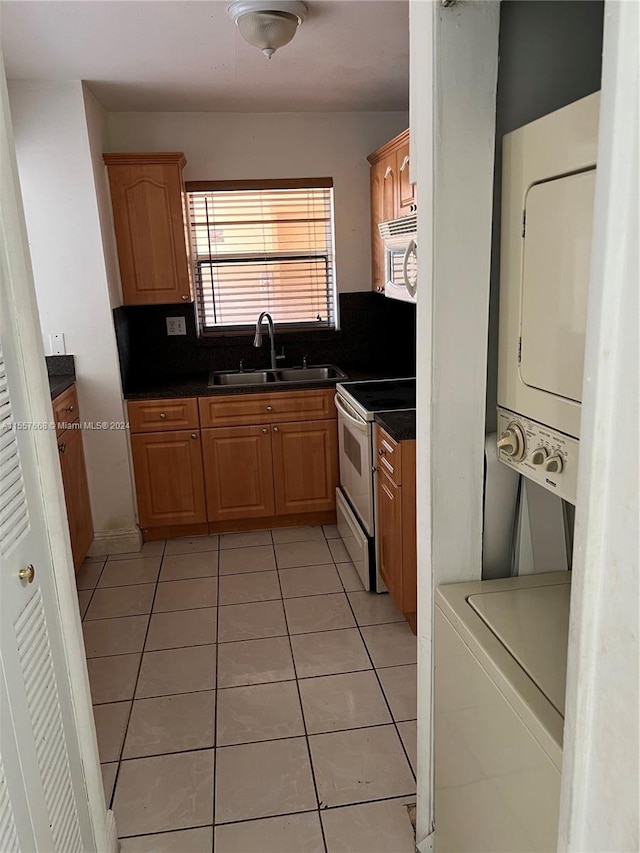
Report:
166,317,187,336
49,333,66,355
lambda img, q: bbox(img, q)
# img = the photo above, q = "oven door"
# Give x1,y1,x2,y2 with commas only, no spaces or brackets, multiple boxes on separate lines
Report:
334,392,374,535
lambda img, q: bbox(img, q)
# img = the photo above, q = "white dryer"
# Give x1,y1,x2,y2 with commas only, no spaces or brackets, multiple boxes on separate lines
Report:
434,572,570,852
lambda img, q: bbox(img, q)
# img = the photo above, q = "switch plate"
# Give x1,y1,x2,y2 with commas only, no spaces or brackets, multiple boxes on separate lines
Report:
49,333,66,355
166,317,187,336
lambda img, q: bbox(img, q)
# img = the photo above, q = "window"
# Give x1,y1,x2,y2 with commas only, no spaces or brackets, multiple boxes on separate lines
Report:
186,178,337,335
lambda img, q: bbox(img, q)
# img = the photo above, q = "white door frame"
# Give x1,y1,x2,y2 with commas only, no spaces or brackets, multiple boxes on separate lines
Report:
412,0,638,850
558,2,639,849
0,52,117,853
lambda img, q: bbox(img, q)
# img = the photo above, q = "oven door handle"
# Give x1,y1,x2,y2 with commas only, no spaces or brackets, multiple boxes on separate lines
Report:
334,393,368,430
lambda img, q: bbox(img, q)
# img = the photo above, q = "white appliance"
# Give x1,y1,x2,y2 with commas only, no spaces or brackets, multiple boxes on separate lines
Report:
378,215,418,303
497,92,600,504
434,571,571,852
334,378,415,590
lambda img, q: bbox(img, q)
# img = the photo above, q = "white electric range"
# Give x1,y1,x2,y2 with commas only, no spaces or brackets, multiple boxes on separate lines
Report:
334,377,416,591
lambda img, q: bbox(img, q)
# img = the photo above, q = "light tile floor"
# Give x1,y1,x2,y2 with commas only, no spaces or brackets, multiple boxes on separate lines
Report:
77,524,417,853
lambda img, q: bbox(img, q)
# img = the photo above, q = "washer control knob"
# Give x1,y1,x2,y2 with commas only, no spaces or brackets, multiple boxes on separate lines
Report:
543,454,564,474
530,447,548,466
497,422,525,461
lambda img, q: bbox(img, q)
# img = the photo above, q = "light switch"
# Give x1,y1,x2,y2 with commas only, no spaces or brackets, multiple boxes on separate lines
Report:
166,317,187,336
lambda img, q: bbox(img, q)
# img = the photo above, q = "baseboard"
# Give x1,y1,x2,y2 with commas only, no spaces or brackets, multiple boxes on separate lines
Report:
104,809,119,853
87,527,142,557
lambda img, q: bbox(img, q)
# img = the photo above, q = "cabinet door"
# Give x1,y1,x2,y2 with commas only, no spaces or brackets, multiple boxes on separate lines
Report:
131,429,206,527
57,426,93,570
377,467,403,604
105,154,192,305
396,140,415,216
370,159,386,293
202,426,275,522
271,419,338,515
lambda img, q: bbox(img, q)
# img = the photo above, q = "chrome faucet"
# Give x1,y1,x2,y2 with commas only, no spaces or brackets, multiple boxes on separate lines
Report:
253,312,277,370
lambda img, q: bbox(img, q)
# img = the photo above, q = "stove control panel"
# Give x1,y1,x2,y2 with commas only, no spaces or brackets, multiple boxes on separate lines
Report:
496,407,579,504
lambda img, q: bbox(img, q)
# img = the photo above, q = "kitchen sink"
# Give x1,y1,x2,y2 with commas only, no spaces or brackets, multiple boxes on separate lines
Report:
277,366,347,382
209,370,273,386
208,364,347,388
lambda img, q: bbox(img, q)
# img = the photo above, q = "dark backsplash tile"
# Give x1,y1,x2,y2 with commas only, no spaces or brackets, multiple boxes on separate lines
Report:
114,292,416,393
45,354,75,376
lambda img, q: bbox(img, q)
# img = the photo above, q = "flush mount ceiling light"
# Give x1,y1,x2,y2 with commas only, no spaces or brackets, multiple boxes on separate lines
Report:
228,0,308,59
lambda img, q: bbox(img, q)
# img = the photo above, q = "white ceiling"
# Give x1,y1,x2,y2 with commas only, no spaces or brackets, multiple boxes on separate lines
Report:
1,0,409,112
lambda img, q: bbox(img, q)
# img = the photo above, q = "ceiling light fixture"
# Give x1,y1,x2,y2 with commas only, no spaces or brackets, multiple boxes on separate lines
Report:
227,0,308,59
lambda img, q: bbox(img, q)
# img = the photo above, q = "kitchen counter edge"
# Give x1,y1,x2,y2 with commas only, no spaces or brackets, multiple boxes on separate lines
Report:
374,409,416,442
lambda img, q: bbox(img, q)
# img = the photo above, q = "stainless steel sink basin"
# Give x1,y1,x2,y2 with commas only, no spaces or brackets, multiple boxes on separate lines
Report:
208,364,347,388
209,370,273,386
277,366,347,382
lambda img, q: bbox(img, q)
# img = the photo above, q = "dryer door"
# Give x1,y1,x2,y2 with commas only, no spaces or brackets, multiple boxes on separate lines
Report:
520,169,596,404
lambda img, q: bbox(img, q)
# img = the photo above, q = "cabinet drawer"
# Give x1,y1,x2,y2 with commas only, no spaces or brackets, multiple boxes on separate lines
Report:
376,426,402,485
199,389,335,428
128,398,199,433
53,385,80,437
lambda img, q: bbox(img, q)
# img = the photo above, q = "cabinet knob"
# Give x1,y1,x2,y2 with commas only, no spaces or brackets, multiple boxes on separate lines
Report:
273,426,279,433
65,405,74,413
181,295,189,301
190,433,198,440
159,413,166,419
378,447,386,456
262,428,269,434
58,442,66,453
266,406,273,412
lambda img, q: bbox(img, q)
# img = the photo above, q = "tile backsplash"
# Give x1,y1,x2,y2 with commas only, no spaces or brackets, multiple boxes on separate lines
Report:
114,292,415,393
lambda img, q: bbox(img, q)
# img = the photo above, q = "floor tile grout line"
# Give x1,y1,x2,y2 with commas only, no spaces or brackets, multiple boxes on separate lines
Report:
273,539,329,853
109,536,168,813
341,586,418,784
212,542,220,848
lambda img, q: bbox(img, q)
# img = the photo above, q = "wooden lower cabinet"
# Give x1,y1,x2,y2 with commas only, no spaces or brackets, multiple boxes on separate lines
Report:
376,425,417,633
202,426,275,522
130,429,206,527
57,424,93,571
271,420,338,515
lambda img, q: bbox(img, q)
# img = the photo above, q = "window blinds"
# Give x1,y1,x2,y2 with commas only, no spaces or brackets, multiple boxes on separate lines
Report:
186,179,336,334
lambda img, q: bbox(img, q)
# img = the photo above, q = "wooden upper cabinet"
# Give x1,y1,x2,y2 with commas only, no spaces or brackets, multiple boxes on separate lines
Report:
104,153,193,306
396,138,416,215
367,129,414,293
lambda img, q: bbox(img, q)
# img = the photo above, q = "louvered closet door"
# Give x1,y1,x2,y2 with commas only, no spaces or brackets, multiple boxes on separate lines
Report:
0,304,93,845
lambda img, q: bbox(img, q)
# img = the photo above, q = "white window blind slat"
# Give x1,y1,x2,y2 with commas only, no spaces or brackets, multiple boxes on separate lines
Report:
188,183,336,333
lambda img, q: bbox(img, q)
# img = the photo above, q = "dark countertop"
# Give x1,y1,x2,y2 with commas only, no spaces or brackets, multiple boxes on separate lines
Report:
374,409,416,442
123,366,399,401
49,373,76,400
46,355,76,400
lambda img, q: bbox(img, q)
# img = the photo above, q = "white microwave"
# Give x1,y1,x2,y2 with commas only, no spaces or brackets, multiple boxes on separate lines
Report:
378,214,418,303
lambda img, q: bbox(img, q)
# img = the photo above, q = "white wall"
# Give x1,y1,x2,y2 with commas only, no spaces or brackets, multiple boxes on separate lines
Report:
106,110,408,293
411,1,500,846
8,80,139,553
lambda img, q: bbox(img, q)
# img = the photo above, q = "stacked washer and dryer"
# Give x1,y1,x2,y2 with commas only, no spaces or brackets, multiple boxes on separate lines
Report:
434,92,600,851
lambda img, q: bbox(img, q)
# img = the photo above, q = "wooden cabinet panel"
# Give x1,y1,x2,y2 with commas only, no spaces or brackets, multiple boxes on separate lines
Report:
128,398,199,433
377,467,403,599
57,424,93,570
396,139,416,215
376,428,403,484
271,419,338,515
104,153,192,305
130,429,206,527
370,159,385,294
53,385,79,437
198,389,335,428
202,426,275,522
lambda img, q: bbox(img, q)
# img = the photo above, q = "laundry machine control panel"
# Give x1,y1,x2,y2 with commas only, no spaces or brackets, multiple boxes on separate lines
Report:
497,407,579,504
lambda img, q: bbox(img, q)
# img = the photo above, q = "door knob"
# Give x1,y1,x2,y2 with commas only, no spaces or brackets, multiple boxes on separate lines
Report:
18,565,35,584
